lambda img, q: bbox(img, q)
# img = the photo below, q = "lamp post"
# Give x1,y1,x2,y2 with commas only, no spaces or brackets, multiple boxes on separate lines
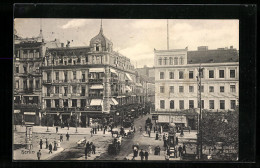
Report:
196,66,204,160
44,111,49,132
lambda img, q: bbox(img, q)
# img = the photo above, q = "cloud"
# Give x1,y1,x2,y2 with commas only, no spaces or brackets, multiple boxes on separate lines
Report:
61,19,89,29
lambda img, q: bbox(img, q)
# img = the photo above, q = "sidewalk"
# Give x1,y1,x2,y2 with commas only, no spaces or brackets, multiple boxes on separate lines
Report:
142,131,197,140
126,152,181,161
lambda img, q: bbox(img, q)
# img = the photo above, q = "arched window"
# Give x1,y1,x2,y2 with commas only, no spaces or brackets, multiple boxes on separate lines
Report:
158,58,162,65
164,57,167,65
180,57,184,65
170,100,174,109
169,57,173,65
174,57,178,65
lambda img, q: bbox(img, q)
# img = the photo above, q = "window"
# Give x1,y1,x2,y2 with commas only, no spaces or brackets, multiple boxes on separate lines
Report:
189,100,194,109
47,72,51,81
220,100,225,109
179,100,184,109
16,81,19,89
160,72,164,79
174,57,178,65
169,72,174,79
170,86,174,93
164,57,167,65
189,86,194,92
230,85,236,92
73,86,77,93
55,86,59,94
179,71,184,79
230,70,235,78
81,86,85,96
23,80,27,89
219,70,225,78
179,86,184,93
170,100,174,109
189,71,193,79
231,100,236,109
16,66,19,73
201,100,204,109
63,99,68,107
199,68,204,78
64,72,68,82
23,66,27,73
220,86,225,92
160,100,165,109
72,99,77,107
46,99,51,108
73,71,76,80
169,57,173,65
82,73,85,82
160,86,164,93
209,100,214,109
158,58,162,65
64,61,67,65
64,87,68,96
180,57,184,65
56,72,59,80
54,99,59,107
199,85,204,92
36,80,40,89
209,86,214,92
81,99,86,108
209,70,214,78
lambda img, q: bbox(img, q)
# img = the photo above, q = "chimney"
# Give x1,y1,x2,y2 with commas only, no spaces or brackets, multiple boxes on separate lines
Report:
66,41,70,48
230,46,233,49
61,43,64,48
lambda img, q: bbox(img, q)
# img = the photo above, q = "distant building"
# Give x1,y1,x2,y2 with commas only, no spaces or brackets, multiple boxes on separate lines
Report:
13,29,61,125
154,46,239,130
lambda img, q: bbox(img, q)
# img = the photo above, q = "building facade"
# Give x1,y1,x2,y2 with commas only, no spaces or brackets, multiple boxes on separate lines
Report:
40,26,147,127
154,46,239,130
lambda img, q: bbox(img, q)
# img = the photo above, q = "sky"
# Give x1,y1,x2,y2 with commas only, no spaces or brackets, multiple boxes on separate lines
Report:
14,19,239,68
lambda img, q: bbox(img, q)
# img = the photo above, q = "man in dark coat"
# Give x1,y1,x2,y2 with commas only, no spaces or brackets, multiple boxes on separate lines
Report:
37,150,41,160
85,146,88,159
155,132,159,140
66,132,70,141
45,138,48,149
144,150,149,161
39,139,43,149
139,149,144,161
178,145,183,157
56,126,58,133
95,128,97,134
183,144,186,154
60,134,63,142
48,143,53,154
92,144,96,154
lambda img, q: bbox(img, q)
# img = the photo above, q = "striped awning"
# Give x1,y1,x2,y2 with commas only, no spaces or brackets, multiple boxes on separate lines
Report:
110,98,119,105
90,84,103,89
110,68,117,74
90,99,102,106
125,86,132,92
125,73,133,81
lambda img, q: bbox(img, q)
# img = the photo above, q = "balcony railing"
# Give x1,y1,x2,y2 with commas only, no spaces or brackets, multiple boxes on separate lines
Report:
14,103,40,109
89,79,103,83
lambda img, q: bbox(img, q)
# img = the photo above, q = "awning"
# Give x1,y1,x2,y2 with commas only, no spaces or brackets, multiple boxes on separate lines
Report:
158,115,186,123
125,86,132,92
89,68,105,73
90,99,102,106
110,68,117,74
24,112,36,115
110,98,119,105
90,84,103,89
125,73,133,81
136,83,142,87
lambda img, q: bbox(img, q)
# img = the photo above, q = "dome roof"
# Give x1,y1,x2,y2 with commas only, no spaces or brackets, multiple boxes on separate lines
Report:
90,25,113,50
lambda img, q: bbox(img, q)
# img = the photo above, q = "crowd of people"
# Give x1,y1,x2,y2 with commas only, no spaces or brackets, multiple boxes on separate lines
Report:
84,141,96,159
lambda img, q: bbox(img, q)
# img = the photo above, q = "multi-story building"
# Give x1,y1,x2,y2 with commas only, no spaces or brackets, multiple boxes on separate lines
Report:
154,46,239,130
13,29,61,125
41,25,145,127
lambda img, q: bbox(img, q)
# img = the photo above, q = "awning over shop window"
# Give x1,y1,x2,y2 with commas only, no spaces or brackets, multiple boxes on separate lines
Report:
136,83,142,87
110,68,117,74
89,68,105,73
110,98,119,105
24,112,36,115
125,73,133,81
125,86,132,92
90,99,102,106
90,84,104,89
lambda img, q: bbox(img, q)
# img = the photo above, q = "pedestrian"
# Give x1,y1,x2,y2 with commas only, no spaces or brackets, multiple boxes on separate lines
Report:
183,144,186,154
148,130,151,137
68,123,70,130
101,125,103,131
92,144,96,154
144,150,149,161
95,127,97,134
45,138,48,149
103,128,105,134
66,132,70,141
85,146,88,160
56,126,58,133
158,146,161,155
98,125,99,131
37,150,41,160
148,145,152,154
48,143,53,154
60,134,63,142
178,145,183,157
139,149,144,161
90,142,93,155
53,141,57,151
39,139,43,149
155,131,159,140
153,126,155,133
188,126,191,134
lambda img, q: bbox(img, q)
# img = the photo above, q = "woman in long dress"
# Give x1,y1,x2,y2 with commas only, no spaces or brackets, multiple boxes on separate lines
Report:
148,145,152,154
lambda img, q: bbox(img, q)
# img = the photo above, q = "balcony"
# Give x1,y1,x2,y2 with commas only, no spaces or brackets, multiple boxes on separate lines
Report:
14,103,40,109
89,78,103,83
42,80,52,84
89,94,103,99
24,88,34,93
